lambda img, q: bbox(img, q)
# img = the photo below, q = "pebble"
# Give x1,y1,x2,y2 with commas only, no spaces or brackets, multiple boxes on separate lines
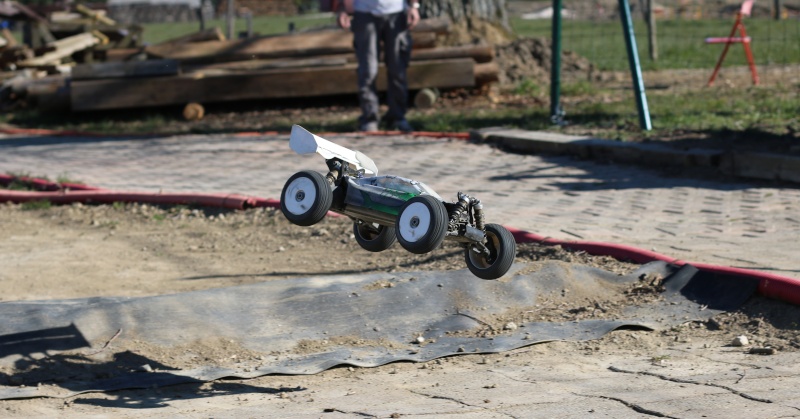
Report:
503,322,518,331
731,335,749,347
415,336,425,344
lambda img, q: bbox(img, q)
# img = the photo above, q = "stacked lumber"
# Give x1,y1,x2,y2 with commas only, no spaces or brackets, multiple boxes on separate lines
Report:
69,18,501,114
0,1,143,110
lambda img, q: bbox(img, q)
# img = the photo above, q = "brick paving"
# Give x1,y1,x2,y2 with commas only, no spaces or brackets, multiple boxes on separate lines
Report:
2,131,798,278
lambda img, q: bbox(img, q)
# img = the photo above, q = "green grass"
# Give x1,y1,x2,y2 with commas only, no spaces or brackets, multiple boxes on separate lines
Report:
405,80,798,142
512,17,800,71
21,200,52,211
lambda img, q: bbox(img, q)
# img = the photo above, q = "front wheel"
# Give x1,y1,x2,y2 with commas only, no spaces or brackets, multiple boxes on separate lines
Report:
395,195,448,254
280,170,332,226
353,221,396,252
465,223,516,280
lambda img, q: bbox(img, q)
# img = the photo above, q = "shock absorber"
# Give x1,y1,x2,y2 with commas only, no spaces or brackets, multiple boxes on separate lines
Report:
456,192,485,230
448,193,468,231
472,197,485,231
325,159,343,186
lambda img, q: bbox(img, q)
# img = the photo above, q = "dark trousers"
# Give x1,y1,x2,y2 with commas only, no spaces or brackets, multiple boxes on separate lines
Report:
351,11,412,126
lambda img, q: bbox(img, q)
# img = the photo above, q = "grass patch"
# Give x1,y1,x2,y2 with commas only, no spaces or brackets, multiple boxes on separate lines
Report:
511,17,800,71
21,200,52,211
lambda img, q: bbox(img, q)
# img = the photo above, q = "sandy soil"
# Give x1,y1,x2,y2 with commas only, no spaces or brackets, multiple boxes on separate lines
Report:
1,202,799,416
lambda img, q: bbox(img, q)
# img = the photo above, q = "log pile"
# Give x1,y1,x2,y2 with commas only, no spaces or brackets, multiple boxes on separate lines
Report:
1,3,501,115
0,1,143,111
68,17,500,115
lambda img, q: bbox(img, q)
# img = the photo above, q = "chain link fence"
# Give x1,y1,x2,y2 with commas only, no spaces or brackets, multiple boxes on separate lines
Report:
510,0,799,132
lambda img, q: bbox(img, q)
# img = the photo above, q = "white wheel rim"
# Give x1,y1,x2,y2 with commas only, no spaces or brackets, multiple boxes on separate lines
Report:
398,202,432,243
284,177,317,215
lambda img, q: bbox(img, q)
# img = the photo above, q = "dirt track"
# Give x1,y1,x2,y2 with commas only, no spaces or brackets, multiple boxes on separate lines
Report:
2,202,800,417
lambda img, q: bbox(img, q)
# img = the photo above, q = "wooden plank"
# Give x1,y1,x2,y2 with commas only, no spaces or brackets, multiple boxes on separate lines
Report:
183,56,349,73
75,4,116,26
184,44,494,72
18,32,100,67
154,27,226,47
411,45,494,63
412,17,451,34
145,29,437,63
72,59,180,80
145,29,352,62
474,61,500,85
0,28,15,48
103,48,145,62
71,58,474,111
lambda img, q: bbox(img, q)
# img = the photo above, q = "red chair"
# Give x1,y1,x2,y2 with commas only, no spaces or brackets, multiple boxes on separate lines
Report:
706,0,759,86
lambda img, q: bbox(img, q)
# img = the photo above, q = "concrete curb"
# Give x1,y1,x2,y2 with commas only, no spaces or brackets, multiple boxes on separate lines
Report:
471,128,800,184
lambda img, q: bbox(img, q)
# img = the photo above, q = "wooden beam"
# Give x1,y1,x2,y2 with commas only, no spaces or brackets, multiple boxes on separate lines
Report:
75,4,117,26
183,44,491,73
412,17,451,34
18,32,101,67
474,61,499,85
145,29,437,63
183,56,350,73
411,45,494,63
72,59,180,80
1,28,16,48
71,58,475,111
103,48,145,62
155,27,227,47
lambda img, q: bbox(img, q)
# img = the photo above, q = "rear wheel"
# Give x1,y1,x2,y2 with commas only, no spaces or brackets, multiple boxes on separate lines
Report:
280,170,332,226
353,221,396,252
464,223,516,280
396,195,448,254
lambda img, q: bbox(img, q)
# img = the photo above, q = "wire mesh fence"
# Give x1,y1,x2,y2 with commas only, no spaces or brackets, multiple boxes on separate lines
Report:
510,0,799,133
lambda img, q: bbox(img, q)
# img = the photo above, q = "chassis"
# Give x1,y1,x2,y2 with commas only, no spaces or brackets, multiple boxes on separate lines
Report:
280,125,516,279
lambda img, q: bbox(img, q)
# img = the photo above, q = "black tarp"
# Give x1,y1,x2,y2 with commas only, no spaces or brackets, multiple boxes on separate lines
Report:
0,261,758,399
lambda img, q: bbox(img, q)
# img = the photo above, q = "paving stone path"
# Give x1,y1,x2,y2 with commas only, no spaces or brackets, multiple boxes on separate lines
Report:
2,132,798,278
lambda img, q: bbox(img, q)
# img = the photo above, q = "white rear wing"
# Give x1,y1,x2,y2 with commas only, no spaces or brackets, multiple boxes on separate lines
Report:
289,125,378,176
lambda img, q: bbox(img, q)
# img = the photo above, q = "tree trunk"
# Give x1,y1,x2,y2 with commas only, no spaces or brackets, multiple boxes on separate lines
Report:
421,0,512,45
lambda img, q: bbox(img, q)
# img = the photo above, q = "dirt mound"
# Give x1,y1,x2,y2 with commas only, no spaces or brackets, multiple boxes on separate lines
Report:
2,200,800,415
494,37,595,85
1,201,798,357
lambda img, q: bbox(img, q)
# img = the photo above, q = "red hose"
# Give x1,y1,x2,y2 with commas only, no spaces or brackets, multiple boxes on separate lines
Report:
1,190,257,210
507,227,800,306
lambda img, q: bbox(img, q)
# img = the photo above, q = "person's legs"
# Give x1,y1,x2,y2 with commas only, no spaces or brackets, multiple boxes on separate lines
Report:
383,11,412,131
352,13,381,130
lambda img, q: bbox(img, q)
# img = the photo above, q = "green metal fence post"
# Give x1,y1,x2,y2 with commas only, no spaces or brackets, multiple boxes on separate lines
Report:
550,0,564,125
618,0,652,131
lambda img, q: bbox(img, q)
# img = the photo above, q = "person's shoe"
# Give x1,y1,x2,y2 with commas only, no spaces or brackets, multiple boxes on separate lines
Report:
394,119,414,133
359,121,379,132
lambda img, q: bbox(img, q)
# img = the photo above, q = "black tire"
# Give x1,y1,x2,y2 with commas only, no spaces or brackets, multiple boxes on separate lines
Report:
395,195,448,254
353,221,397,252
280,170,332,227
464,223,516,280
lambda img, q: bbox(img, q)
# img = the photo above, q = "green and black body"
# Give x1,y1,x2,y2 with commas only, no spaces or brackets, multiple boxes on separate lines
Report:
280,125,517,280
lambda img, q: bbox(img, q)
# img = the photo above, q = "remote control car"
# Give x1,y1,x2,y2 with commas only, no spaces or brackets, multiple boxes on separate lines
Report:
280,125,516,279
